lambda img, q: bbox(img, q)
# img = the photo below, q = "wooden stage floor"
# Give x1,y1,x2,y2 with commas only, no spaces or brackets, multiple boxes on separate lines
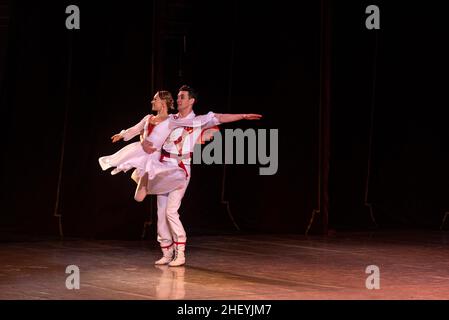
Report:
1,230,449,300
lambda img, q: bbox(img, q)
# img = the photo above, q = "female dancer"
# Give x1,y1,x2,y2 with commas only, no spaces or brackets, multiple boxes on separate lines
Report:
99,91,185,201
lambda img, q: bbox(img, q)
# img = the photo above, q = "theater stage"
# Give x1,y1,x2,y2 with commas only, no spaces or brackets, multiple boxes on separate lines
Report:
1,230,448,300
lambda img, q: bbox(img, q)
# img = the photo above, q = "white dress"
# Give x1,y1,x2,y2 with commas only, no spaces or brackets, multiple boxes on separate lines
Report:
98,114,186,195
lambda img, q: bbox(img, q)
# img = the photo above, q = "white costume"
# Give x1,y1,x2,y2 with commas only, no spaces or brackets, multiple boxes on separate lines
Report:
155,111,220,267
98,114,186,195
99,111,220,267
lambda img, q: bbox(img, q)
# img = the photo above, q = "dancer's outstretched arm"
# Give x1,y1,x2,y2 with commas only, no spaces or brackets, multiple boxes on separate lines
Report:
110,115,149,143
141,113,262,154
214,113,262,123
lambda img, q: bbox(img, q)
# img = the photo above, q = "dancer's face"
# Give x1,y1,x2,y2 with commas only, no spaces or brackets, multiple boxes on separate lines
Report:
151,93,165,111
177,90,194,112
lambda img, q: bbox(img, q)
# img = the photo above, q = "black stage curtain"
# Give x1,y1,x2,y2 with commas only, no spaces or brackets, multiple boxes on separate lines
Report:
1,1,321,238
329,0,449,229
2,0,447,239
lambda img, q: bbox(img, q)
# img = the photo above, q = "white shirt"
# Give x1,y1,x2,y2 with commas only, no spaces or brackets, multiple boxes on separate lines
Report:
162,111,220,165
119,115,172,151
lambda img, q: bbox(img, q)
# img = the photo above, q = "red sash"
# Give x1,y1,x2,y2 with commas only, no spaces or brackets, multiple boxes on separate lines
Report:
159,125,220,178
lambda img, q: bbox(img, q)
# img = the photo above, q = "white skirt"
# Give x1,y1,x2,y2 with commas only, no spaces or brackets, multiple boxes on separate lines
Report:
98,142,186,195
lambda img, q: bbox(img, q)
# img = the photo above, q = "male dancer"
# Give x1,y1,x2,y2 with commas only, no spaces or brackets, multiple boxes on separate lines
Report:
142,85,261,266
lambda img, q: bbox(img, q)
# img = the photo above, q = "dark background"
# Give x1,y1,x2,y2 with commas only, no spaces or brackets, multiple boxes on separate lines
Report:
1,0,448,240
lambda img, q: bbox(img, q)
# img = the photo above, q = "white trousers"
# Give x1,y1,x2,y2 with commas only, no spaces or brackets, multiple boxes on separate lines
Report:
156,165,191,247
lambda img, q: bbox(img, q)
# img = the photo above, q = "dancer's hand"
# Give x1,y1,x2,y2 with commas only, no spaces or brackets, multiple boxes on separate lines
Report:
214,113,263,124
243,114,262,120
141,140,157,154
111,134,123,143
139,130,144,143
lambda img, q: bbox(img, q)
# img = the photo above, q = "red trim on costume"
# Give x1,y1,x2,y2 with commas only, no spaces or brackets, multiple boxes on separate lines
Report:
146,116,155,137
160,149,192,178
184,127,194,134
173,135,183,145
177,160,189,178
161,243,174,249
147,124,155,136
174,242,186,245
160,125,216,178
199,126,220,144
